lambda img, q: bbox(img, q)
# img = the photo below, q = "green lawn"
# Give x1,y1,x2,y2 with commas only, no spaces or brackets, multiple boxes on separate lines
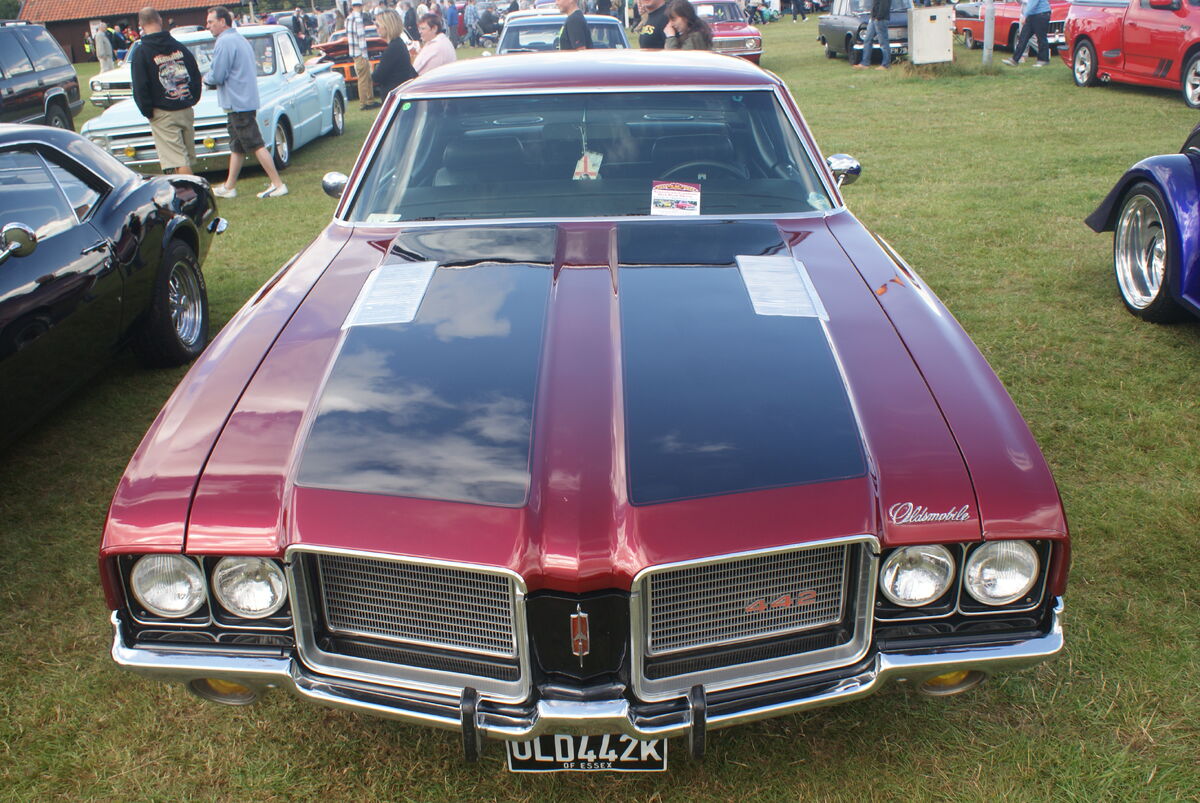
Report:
2,28,1199,800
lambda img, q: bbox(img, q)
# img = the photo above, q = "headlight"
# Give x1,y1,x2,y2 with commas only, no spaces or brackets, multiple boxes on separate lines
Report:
964,541,1038,605
130,555,205,618
879,545,955,607
212,557,287,619
90,80,101,91
747,38,761,49
88,135,109,150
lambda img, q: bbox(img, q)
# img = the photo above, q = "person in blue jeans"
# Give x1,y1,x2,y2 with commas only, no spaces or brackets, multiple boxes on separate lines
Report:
854,0,892,70
1003,0,1051,66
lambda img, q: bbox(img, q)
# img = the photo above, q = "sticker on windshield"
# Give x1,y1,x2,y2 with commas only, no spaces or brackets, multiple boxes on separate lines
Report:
650,181,701,216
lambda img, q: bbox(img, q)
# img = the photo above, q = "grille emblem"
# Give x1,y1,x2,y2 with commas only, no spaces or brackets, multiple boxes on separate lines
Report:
745,591,817,613
570,605,590,665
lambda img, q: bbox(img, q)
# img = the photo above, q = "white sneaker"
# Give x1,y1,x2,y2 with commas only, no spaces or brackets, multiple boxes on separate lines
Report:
212,185,237,198
1033,60,1049,67
257,184,288,199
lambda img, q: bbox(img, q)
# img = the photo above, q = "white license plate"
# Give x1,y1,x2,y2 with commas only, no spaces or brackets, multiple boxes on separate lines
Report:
505,734,667,772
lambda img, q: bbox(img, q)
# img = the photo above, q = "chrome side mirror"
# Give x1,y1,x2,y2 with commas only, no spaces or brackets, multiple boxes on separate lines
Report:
827,153,861,188
322,171,349,199
0,223,37,266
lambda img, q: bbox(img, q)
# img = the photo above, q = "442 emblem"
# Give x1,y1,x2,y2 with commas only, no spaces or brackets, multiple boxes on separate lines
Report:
744,590,817,613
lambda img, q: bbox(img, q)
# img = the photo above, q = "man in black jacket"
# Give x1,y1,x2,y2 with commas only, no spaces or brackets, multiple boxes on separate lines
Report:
130,7,202,173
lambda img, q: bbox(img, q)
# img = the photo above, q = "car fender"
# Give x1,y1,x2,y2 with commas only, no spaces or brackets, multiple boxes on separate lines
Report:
43,87,70,118
1085,152,1200,315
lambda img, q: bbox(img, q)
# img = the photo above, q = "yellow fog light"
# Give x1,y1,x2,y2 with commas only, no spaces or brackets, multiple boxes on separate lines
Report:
188,678,259,705
203,137,216,149
124,145,137,158
918,670,985,697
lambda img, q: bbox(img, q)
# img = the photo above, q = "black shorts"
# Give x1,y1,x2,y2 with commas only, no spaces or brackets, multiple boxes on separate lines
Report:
226,110,264,155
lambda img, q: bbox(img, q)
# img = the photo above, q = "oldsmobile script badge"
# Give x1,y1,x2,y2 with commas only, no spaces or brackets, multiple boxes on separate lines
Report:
888,502,971,525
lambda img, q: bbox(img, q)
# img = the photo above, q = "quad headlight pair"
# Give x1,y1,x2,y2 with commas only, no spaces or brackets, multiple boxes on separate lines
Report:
878,542,1039,608
129,555,287,620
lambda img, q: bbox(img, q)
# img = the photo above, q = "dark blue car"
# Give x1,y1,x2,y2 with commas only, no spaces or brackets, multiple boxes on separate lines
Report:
1087,124,1200,323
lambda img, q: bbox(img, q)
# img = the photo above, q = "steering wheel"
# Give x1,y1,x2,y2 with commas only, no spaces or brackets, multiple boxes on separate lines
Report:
661,160,749,181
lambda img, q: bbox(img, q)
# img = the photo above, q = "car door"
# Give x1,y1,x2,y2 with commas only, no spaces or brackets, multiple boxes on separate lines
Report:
0,145,122,436
0,29,43,125
1123,0,1190,79
278,31,321,143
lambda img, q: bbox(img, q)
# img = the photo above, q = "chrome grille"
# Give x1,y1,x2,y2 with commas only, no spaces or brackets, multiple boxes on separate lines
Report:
644,543,848,655
316,553,518,658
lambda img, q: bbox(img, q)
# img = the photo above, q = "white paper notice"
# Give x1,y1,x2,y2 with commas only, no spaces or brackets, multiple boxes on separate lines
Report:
650,181,701,216
343,261,438,328
736,255,828,319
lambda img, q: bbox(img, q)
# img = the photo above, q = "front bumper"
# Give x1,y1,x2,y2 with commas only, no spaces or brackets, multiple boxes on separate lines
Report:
111,598,1064,746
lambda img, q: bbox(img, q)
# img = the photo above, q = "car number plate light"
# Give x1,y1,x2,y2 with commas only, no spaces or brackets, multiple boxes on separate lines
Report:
505,734,667,772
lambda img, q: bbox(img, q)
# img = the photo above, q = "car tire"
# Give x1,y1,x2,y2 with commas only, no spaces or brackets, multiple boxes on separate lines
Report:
1182,52,1200,108
131,240,210,367
825,42,836,58
272,120,292,170
961,29,975,50
44,104,72,131
1073,40,1098,87
847,34,857,63
1113,182,1188,323
331,94,346,136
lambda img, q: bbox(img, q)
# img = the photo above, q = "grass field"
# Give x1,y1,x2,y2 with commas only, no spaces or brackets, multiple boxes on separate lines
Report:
2,24,1200,800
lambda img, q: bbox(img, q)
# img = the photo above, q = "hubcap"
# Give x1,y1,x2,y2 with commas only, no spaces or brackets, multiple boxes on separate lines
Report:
1186,61,1200,106
275,124,289,163
1115,194,1167,310
334,100,344,131
1074,47,1092,85
168,261,204,346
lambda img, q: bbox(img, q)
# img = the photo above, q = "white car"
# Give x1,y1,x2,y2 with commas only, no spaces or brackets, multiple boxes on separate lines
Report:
82,26,347,173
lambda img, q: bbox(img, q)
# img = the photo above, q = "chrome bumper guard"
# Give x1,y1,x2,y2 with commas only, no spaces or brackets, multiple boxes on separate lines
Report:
111,598,1063,754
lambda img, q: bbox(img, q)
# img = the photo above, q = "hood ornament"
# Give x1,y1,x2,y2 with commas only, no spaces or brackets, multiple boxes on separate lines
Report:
570,604,590,666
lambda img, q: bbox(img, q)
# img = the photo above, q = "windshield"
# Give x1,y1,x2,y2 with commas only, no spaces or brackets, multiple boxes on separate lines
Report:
346,90,831,222
500,21,627,51
186,35,276,75
695,3,747,21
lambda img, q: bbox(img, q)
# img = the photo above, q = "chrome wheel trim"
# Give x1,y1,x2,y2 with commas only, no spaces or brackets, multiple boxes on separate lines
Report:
167,260,204,347
333,97,345,132
1185,59,1200,106
962,30,973,49
274,123,289,164
1115,194,1167,310
1074,45,1092,86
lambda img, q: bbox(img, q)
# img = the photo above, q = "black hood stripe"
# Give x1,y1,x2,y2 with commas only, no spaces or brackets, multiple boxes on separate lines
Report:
298,263,551,507
620,264,866,506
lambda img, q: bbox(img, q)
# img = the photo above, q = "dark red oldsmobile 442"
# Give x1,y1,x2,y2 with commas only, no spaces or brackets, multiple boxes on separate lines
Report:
100,51,1069,773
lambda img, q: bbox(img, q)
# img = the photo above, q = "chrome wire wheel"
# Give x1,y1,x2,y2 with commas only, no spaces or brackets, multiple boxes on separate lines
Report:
168,259,204,348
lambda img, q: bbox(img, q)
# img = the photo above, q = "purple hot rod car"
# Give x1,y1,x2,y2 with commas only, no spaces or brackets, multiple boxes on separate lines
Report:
1087,124,1200,322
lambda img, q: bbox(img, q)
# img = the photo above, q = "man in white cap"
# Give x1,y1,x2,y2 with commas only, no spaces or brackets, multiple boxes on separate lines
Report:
347,0,378,110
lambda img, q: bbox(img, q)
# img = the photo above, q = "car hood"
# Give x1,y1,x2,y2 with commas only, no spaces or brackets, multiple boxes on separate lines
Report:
92,64,132,85
184,217,1063,592
711,21,760,35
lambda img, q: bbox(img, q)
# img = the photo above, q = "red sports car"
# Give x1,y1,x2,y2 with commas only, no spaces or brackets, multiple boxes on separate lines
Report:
100,51,1068,773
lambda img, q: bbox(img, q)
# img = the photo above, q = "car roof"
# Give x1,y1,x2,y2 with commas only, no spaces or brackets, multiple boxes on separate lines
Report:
505,13,624,24
177,24,287,43
400,50,779,96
